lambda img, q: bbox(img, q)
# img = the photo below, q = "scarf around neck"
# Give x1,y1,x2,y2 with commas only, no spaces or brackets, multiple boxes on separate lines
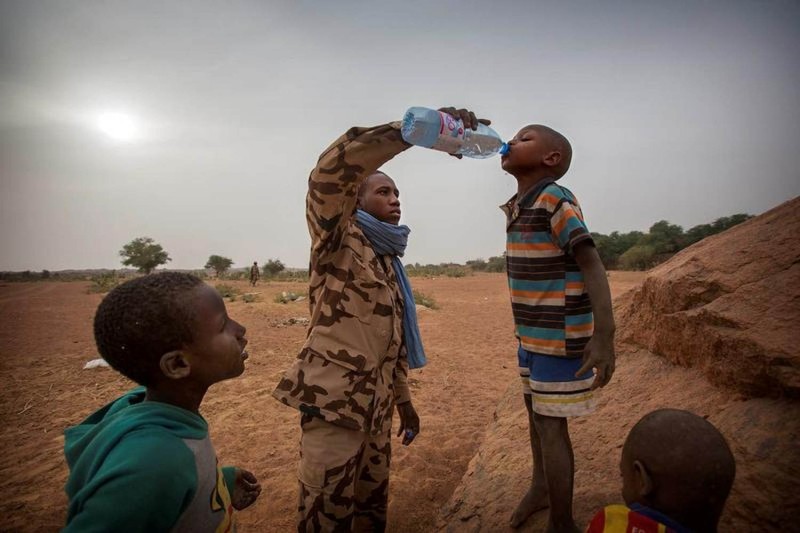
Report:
355,209,427,369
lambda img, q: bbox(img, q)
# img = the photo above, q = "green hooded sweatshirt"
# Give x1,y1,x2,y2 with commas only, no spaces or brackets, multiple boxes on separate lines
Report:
63,388,237,532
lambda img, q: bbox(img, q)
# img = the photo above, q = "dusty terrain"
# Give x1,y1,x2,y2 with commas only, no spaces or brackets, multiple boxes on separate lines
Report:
0,272,645,532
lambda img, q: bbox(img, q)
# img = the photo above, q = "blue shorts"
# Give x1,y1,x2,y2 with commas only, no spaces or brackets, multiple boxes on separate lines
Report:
518,345,596,417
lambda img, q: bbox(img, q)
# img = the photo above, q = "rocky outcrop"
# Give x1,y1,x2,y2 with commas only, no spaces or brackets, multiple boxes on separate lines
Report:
438,346,800,531
615,196,800,398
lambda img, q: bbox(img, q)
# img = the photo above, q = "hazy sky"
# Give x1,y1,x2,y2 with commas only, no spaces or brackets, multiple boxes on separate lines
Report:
1,0,798,271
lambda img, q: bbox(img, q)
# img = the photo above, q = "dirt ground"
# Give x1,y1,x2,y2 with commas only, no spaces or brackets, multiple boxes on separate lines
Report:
0,271,645,532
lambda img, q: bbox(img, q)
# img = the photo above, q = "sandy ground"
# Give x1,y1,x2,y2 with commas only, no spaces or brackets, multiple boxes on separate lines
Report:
0,271,645,532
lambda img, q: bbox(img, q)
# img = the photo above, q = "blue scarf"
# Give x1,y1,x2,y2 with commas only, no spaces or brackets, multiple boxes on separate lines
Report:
355,209,427,369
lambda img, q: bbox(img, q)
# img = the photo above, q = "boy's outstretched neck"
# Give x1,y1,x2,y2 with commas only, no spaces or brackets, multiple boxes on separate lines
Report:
515,173,558,199
145,384,207,414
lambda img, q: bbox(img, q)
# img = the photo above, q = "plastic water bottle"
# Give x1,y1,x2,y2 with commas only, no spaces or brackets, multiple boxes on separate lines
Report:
401,107,504,159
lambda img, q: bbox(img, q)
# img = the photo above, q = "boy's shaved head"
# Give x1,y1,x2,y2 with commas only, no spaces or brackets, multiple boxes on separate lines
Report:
522,125,572,178
622,409,736,531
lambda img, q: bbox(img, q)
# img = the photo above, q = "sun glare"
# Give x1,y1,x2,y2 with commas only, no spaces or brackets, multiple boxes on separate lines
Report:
97,112,139,142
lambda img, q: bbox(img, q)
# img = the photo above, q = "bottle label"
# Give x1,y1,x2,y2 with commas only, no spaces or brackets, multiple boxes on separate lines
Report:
431,111,465,153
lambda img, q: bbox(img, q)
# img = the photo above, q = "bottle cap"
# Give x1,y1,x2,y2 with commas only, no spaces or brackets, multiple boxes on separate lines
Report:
499,143,510,156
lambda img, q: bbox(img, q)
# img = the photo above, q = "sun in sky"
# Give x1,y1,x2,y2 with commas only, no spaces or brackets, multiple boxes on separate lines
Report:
96,111,139,142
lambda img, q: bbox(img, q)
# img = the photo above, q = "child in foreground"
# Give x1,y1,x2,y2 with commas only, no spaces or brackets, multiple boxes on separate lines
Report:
587,409,736,533
63,272,261,532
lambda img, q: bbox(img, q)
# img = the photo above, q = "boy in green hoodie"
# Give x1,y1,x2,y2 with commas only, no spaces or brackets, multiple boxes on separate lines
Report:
63,272,261,532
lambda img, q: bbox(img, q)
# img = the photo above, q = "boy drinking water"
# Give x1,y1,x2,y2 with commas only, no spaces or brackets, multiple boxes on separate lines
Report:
500,125,616,532
63,272,261,532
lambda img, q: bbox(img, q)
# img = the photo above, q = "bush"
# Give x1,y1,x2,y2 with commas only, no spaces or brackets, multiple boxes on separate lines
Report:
88,272,122,294
262,259,286,278
412,290,438,309
445,267,470,278
485,255,506,272
466,259,488,271
215,284,241,301
242,293,259,303
406,264,442,277
274,291,307,304
407,259,500,277
191,270,209,280
406,264,470,278
270,269,310,282
0,270,51,282
618,245,657,271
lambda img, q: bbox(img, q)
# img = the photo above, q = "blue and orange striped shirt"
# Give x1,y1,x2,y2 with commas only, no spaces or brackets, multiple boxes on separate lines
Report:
502,180,594,359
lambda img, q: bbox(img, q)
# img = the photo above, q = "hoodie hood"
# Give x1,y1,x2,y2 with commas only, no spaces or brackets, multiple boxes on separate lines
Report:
64,387,208,493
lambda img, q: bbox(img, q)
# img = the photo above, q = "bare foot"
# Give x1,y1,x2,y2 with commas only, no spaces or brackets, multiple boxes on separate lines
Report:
545,522,581,533
510,485,549,528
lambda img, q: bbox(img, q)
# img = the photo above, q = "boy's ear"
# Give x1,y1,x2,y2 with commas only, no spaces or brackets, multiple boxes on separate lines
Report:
159,350,191,380
543,150,562,168
633,460,655,497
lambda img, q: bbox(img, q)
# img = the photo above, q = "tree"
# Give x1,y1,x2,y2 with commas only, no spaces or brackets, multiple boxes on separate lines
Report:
685,213,753,246
262,258,285,277
486,255,506,272
205,255,234,278
119,237,171,274
619,244,657,271
466,258,488,271
593,230,644,269
592,232,614,268
642,220,685,254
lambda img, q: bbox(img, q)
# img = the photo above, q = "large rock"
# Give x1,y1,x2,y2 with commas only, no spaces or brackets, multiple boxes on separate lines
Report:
438,347,800,531
615,197,800,398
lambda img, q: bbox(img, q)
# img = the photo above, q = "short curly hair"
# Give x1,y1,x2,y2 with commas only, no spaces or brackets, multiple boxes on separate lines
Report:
94,272,204,386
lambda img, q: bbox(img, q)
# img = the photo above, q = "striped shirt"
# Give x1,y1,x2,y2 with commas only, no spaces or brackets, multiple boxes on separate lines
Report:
587,504,687,533
501,180,594,359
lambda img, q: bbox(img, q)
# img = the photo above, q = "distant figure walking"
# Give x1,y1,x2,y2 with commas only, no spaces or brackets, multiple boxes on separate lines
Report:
249,262,260,286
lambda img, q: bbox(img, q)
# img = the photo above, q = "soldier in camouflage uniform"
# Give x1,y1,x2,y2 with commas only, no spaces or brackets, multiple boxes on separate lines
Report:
249,261,260,287
273,108,486,532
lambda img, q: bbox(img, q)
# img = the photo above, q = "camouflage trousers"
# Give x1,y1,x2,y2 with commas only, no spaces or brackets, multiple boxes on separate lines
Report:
297,414,391,532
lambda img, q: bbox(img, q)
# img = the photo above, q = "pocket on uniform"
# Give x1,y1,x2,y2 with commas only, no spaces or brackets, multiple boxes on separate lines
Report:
297,457,325,490
298,416,326,489
304,332,367,373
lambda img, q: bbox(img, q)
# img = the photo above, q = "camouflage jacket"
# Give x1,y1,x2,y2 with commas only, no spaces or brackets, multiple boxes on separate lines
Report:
272,122,413,435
